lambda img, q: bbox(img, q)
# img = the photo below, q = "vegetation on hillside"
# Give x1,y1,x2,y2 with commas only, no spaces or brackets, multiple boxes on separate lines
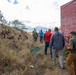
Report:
0,24,69,75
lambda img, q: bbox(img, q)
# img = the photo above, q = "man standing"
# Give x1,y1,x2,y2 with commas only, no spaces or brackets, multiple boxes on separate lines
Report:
39,29,44,43
66,31,76,75
44,29,52,57
49,27,65,69
32,28,38,42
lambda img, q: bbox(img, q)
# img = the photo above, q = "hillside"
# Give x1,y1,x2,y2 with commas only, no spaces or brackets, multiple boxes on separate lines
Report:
0,24,69,75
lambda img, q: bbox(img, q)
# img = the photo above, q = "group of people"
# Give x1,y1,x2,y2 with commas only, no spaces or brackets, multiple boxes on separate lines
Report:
32,27,76,75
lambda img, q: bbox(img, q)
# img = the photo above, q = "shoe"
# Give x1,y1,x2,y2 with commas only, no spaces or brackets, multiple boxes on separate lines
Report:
61,67,64,69
60,65,65,69
51,56,52,58
52,62,56,66
61,66,65,69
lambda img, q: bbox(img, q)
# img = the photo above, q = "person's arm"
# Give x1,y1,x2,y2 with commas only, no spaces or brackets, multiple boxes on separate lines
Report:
49,35,54,48
37,32,38,37
43,33,45,41
62,34,65,47
32,31,34,36
67,39,73,50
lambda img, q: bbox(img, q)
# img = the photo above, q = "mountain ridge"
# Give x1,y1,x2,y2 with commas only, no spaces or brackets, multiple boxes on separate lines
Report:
26,26,53,32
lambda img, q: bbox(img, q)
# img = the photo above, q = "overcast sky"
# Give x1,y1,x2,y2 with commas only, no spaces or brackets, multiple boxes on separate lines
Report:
0,0,72,28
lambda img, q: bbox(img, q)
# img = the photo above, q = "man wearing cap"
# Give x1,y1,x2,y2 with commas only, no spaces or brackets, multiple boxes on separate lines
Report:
66,31,76,75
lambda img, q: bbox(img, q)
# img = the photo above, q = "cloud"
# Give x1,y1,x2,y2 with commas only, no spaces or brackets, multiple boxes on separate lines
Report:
25,6,30,10
23,20,31,23
7,0,11,3
52,0,60,10
7,0,18,4
0,0,72,28
14,0,18,4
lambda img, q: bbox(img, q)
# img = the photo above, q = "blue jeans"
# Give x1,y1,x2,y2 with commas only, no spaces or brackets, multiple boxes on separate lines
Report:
44,42,52,56
40,36,43,43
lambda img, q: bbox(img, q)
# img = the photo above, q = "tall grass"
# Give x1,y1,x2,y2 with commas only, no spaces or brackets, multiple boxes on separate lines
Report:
0,25,68,75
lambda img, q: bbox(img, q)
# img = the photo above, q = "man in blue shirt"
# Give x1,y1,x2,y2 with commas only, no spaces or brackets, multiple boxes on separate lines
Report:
39,29,44,43
50,27,65,69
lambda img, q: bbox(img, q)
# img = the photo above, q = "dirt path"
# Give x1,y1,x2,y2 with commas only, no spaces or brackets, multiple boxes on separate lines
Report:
29,42,70,75
29,53,69,75
55,65,69,75
43,63,69,75
43,56,69,75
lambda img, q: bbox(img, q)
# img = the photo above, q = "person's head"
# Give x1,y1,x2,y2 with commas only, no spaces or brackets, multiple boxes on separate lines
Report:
41,29,42,32
34,28,36,31
70,31,76,38
54,27,59,32
48,29,51,32
34,28,36,30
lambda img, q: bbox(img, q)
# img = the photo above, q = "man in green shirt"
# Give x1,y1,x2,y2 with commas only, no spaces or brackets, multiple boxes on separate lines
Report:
66,31,76,75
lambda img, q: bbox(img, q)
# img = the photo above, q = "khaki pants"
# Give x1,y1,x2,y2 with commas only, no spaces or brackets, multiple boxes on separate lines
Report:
66,53,76,75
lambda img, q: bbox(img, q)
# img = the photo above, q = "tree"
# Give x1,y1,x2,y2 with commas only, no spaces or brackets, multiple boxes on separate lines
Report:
0,10,7,25
9,20,27,30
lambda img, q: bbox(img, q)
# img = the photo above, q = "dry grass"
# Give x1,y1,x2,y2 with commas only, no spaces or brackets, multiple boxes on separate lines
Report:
0,24,69,75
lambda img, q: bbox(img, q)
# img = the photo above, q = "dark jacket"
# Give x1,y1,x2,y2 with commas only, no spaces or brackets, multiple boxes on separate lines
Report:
50,32,65,50
32,31,38,38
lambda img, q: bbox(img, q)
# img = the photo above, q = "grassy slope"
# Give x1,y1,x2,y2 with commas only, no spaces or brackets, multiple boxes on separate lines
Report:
0,24,69,75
